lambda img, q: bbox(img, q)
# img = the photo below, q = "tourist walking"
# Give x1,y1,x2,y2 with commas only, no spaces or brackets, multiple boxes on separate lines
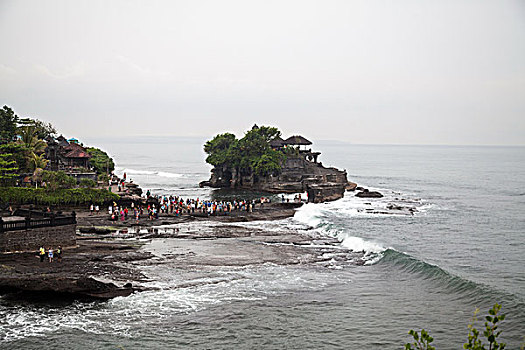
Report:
56,246,62,262
48,247,54,263
39,246,46,262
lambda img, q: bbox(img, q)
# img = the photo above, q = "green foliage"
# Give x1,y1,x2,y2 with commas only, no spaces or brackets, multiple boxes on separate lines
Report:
0,187,119,206
16,125,48,173
87,147,115,174
79,178,97,188
405,329,435,350
98,173,110,183
16,125,47,155
0,105,19,144
283,145,299,157
0,153,19,186
17,117,56,139
204,133,237,167
203,125,284,177
42,170,77,191
0,143,31,172
252,150,284,176
404,304,506,350
463,304,506,350
30,153,49,172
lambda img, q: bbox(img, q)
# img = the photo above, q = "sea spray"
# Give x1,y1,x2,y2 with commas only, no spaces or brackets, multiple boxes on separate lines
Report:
293,201,387,263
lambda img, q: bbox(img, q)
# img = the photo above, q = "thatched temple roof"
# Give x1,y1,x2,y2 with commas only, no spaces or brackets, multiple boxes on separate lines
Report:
283,135,312,146
269,136,285,148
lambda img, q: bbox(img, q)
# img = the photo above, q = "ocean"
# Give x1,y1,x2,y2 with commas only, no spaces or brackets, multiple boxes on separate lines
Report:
1,137,524,349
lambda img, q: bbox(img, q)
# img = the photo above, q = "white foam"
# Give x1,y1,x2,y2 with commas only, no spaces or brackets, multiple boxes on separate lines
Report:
156,171,184,178
119,168,155,175
293,203,324,228
340,236,384,254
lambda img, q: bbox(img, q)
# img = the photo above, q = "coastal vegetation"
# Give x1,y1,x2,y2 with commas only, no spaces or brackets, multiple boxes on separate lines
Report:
0,187,118,206
87,147,115,175
0,105,118,206
405,304,508,350
204,125,284,178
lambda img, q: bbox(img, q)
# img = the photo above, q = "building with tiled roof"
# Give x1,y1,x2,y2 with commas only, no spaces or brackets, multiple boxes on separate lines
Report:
45,136,92,170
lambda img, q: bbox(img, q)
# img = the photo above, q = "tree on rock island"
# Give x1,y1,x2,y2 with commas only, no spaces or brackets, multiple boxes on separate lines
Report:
203,125,284,186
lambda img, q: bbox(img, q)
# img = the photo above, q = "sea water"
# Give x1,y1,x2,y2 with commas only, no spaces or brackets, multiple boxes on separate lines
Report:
1,137,524,349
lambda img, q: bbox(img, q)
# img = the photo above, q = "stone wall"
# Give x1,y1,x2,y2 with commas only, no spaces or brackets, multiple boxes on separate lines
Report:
0,224,76,253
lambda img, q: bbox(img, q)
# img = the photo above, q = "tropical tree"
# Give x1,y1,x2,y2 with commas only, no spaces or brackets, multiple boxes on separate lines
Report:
203,133,238,168
0,152,18,186
17,125,47,155
203,125,285,179
30,153,49,172
0,105,19,144
17,117,56,139
0,143,31,173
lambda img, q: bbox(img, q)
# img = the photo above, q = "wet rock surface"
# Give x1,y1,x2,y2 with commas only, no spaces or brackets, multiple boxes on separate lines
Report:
0,240,146,300
0,203,370,300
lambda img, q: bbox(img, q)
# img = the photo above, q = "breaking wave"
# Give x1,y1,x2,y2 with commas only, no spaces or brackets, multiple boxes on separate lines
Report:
116,168,188,179
292,186,432,264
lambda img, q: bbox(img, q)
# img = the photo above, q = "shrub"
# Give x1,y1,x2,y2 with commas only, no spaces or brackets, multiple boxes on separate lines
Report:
0,187,119,206
42,170,76,190
405,304,507,350
79,178,97,188
87,147,115,175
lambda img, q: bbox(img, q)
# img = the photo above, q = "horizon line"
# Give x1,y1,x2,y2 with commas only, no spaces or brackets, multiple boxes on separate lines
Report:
79,134,525,148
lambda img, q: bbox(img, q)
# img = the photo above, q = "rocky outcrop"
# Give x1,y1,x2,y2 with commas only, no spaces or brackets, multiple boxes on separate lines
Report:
307,183,346,203
124,182,143,196
355,189,383,198
201,155,353,203
0,241,143,300
346,182,358,191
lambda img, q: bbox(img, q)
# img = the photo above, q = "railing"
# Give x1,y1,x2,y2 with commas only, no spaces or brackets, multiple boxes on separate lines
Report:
13,208,54,218
0,213,76,233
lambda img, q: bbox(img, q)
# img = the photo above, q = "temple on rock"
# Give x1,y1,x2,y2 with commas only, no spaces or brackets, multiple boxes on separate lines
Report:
201,131,355,203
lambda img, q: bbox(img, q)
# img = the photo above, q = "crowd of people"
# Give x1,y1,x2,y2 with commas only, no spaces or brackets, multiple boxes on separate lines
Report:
100,195,274,223
95,171,305,224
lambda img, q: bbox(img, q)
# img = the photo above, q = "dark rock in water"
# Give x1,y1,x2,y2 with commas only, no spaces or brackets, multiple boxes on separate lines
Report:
307,183,345,203
124,182,143,196
356,186,364,191
78,226,114,234
345,182,358,191
386,203,403,210
199,180,212,188
355,189,383,198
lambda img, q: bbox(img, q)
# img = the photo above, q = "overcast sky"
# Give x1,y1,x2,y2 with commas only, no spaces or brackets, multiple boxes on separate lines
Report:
1,0,524,145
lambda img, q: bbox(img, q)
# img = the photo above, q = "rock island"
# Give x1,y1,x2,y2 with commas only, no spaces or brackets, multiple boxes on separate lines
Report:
200,125,356,202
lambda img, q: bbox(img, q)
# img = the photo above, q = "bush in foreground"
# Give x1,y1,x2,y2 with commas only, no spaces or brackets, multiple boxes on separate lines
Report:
405,304,507,350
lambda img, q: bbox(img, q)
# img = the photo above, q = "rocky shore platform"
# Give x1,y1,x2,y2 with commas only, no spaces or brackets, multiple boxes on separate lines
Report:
0,202,369,301
0,240,145,300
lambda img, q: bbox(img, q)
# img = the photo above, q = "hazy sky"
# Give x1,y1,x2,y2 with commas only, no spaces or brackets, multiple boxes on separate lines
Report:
1,0,524,145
